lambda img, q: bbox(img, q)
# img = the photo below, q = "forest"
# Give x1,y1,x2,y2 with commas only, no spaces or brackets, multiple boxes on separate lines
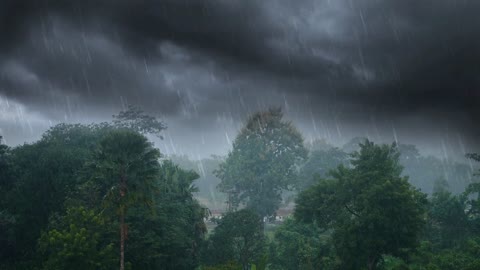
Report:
1,106,479,270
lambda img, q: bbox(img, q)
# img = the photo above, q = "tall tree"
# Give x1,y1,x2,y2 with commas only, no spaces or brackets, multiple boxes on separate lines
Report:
0,135,13,190
464,153,480,233
0,136,16,265
112,105,166,137
67,160,208,270
298,146,348,190
2,124,105,267
426,180,469,248
89,129,161,270
295,140,427,270
0,108,167,269
126,160,208,270
216,108,307,218
202,209,266,270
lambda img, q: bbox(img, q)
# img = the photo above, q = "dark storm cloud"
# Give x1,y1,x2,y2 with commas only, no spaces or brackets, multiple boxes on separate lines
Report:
0,0,478,152
0,0,348,120
0,23,180,119
0,0,348,92
330,0,480,116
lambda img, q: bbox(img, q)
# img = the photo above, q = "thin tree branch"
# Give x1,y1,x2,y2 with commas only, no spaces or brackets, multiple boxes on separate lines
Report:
344,203,361,218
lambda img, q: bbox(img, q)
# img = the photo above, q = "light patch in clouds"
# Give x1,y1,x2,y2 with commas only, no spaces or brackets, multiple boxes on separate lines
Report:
1,61,40,86
0,96,54,145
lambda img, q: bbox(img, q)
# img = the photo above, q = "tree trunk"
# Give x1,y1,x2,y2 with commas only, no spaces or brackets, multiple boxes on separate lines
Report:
120,212,125,270
119,167,127,270
367,256,378,270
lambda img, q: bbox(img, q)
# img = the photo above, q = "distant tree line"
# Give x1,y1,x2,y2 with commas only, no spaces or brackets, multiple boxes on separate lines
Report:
0,106,479,270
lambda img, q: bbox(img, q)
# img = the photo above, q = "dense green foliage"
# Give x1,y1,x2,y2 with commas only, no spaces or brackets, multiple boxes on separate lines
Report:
341,137,474,195
135,160,207,269
0,136,16,264
38,206,116,270
296,141,428,270
3,124,109,267
202,209,266,270
1,108,479,270
269,218,335,270
0,107,207,270
216,108,307,218
88,129,162,270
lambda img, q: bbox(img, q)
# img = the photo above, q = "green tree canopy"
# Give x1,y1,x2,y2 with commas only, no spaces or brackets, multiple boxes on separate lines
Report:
112,105,166,137
38,206,116,270
268,218,336,270
426,182,469,248
2,124,107,266
464,153,480,233
295,140,427,270
87,129,161,270
125,160,208,270
216,108,307,218
202,209,266,270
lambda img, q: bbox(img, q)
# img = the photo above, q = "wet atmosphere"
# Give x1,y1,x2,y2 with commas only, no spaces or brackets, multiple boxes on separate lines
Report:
1,1,480,270
1,0,479,158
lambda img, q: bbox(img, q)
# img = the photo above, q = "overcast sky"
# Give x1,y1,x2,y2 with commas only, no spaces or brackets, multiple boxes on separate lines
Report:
0,0,479,159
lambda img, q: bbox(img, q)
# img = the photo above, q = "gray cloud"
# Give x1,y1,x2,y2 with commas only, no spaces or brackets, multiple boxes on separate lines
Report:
0,0,478,157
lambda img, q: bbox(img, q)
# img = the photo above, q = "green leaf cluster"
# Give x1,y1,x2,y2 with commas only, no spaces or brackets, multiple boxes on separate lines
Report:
216,108,307,218
295,140,427,270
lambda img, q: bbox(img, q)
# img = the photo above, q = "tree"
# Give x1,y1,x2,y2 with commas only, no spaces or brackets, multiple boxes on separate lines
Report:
295,140,427,270
268,218,336,270
298,146,348,190
425,179,469,248
202,209,266,270
402,239,480,270
0,135,14,191
68,158,207,270
466,153,480,164
216,108,307,218
112,105,166,137
344,140,474,195
1,124,106,268
464,153,480,233
125,160,208,270
88,129,161,270
202,261,242,270
341,136,367,153
0,136,16,264
38,207,116,270
0,211,15,267
0,108,168,269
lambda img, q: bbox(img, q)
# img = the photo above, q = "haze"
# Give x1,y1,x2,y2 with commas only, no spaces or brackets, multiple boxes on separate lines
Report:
0,0,479,159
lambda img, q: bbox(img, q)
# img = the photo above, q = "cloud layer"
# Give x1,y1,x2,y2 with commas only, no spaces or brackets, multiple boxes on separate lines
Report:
0,0,479,156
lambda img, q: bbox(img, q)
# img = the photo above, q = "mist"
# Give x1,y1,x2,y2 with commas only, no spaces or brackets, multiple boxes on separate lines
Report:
1,1,480,269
